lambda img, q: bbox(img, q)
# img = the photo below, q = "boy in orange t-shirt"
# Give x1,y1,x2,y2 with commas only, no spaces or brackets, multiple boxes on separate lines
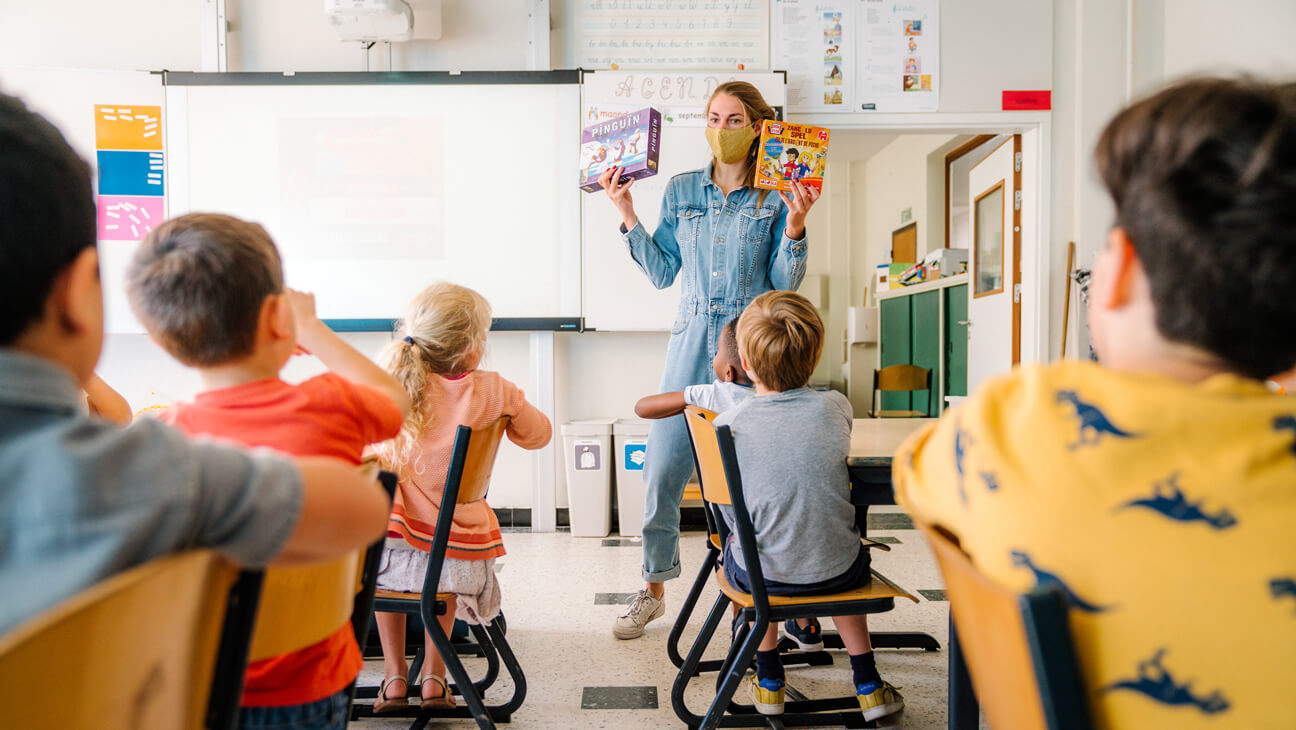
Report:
126,213,412,730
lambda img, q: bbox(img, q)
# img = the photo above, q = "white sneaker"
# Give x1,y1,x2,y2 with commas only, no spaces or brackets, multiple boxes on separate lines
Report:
612,589,665,639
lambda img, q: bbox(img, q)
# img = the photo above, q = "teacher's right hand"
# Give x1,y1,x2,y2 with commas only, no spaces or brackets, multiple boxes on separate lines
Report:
600,166,639,231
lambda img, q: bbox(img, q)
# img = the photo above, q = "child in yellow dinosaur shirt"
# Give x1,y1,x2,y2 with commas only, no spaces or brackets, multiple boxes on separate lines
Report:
895,77,1296,730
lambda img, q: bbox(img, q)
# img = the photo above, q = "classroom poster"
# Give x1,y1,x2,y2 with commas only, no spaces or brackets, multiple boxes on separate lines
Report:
856,0,939,112
575,0,769,70
772,0,939,113
771,0,855,111
94,104,164,240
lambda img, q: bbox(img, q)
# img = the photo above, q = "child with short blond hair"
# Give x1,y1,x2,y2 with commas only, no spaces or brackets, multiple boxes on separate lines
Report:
371,282,552,712
714,290,903,722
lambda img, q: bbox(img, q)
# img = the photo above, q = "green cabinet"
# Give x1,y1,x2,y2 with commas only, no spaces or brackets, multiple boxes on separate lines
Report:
945,284,968,398
877,277,969,417
878,297,912,411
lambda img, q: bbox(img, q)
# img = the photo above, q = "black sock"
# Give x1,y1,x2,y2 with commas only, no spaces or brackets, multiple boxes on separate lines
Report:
755,649,784,683
850,651,881,687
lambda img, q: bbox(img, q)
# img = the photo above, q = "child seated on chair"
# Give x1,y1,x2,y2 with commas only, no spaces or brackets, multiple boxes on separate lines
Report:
635,316,828,653
635,317,754,418
0,93,390,641
894,78,1296,728
714,290,904,722
371,282,552,713
125,213,411,730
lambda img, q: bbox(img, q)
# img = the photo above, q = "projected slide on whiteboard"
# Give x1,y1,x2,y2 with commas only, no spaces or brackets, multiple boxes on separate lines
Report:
165,73,581,325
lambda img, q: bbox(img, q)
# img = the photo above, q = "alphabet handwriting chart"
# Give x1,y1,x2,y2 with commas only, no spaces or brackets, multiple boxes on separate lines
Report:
575,0,769,69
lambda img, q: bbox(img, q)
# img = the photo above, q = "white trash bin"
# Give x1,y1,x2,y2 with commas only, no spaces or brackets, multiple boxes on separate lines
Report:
613,419,651,538
561,419,614,537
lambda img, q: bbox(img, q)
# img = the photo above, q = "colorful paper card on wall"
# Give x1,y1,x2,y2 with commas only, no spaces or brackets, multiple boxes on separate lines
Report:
94,105,163,151
96,150,163,197
95,103,163,242
97,196,164,241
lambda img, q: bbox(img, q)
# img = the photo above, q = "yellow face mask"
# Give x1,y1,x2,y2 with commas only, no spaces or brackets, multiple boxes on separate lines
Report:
705,125,758,164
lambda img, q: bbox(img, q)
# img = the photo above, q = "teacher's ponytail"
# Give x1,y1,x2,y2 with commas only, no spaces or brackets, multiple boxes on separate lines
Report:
707,81,778,207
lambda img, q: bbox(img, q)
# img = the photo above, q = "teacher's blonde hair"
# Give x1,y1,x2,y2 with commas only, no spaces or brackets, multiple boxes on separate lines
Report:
373,282,491,470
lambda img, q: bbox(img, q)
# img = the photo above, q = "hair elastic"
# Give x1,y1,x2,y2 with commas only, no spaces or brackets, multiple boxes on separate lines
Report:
403,335,415,344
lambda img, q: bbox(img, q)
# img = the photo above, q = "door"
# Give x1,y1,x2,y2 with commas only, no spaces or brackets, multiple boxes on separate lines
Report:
878,297,912,411
966,135,1021,392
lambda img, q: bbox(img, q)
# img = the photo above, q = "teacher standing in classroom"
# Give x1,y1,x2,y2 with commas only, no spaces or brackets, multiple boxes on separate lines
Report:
598,81,821,639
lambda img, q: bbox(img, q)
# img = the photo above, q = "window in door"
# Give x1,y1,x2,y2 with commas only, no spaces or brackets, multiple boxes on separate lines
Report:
973,182,1004,297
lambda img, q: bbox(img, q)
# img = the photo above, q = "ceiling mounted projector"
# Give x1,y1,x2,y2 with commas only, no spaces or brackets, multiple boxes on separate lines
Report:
325,0,414,42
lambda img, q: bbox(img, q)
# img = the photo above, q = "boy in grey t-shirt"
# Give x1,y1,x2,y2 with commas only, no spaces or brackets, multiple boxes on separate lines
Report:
714,291,903,723
635,318,754,418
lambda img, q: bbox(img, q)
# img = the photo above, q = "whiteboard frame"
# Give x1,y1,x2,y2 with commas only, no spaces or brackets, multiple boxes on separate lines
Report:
162,70,583,332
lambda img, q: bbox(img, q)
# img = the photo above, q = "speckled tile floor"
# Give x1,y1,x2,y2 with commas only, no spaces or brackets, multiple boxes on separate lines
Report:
352,506,970,729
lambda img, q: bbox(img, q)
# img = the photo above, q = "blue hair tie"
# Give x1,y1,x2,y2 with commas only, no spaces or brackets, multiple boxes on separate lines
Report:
402,335,415,344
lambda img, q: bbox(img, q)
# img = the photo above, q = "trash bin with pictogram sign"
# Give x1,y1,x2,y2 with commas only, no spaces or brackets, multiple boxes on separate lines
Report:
613,418,651,537
561,419,614,537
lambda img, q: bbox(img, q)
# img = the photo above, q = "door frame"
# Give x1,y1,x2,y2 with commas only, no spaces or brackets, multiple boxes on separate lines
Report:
798,111,1052,365
944,133,997,250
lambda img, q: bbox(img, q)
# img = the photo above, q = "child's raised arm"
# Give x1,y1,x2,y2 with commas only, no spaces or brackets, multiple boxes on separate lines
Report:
635,391,687,419
85,373,132,425
288,289,413,419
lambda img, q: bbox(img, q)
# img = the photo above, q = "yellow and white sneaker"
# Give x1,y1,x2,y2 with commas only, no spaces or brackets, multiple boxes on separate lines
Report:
857,680,904,721
748,674,785,716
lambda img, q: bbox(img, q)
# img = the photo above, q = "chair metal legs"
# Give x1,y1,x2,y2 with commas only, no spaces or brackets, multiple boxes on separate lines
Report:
669,546,719,668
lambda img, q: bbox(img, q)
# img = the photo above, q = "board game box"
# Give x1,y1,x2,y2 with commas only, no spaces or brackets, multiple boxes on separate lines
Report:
578,107,662,193
755,120,830,193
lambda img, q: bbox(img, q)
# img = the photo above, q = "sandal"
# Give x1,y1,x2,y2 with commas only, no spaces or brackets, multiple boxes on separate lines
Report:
373,675,409,714
418,674,457,709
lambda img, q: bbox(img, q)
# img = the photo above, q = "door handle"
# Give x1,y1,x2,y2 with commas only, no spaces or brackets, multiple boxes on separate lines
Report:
957,320,970,326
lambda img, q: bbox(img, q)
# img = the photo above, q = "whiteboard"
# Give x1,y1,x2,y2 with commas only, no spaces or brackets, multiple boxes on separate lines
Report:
164,72,581,327
0,66,165,334
579,71,786,331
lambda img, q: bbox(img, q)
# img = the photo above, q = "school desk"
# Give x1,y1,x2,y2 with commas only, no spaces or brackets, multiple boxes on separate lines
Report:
848,417,978,730
842,418,942,653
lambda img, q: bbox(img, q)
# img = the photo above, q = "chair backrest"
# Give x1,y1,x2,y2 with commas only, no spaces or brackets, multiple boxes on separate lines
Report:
684,407,729,507
247,553,360,662
920,523,1092,730
422,418,511,601
683,406,729,545
0,551,259,730
456,416,510,504
874,363,932,392
248,466,400,662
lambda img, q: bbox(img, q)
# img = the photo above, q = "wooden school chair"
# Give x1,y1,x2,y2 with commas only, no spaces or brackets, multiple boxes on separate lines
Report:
672,408,919,729
0,550,262,730
353,418,526,730
868,364,932,418
919,522,1092,730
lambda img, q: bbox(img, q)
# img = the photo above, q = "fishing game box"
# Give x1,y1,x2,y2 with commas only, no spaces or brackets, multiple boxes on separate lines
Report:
755,120,830,193
578,107,662,193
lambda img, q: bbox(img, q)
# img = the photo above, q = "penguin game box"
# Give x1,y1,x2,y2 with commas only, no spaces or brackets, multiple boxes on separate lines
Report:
755,120,830,193
578,107,662,193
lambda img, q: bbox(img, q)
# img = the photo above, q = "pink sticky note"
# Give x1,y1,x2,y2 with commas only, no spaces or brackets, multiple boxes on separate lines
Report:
98,195,164,240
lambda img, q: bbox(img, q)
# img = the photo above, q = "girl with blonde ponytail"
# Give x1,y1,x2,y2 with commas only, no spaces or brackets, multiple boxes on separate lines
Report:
370,282,552,713
594,81,823,641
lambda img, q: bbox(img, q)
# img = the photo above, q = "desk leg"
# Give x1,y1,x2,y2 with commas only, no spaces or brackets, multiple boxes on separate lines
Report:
948,615,979,730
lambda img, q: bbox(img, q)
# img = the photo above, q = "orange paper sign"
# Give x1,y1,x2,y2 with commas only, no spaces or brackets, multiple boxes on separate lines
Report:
94,105,162,151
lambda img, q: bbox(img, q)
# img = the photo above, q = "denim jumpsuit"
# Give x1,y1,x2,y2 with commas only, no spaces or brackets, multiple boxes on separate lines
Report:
621,164,807,581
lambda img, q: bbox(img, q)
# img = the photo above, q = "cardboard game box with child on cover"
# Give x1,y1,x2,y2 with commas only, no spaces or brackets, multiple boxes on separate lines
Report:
756,120,830,193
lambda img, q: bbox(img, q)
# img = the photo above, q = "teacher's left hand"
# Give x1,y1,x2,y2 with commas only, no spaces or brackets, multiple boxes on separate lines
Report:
780,181,820,240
